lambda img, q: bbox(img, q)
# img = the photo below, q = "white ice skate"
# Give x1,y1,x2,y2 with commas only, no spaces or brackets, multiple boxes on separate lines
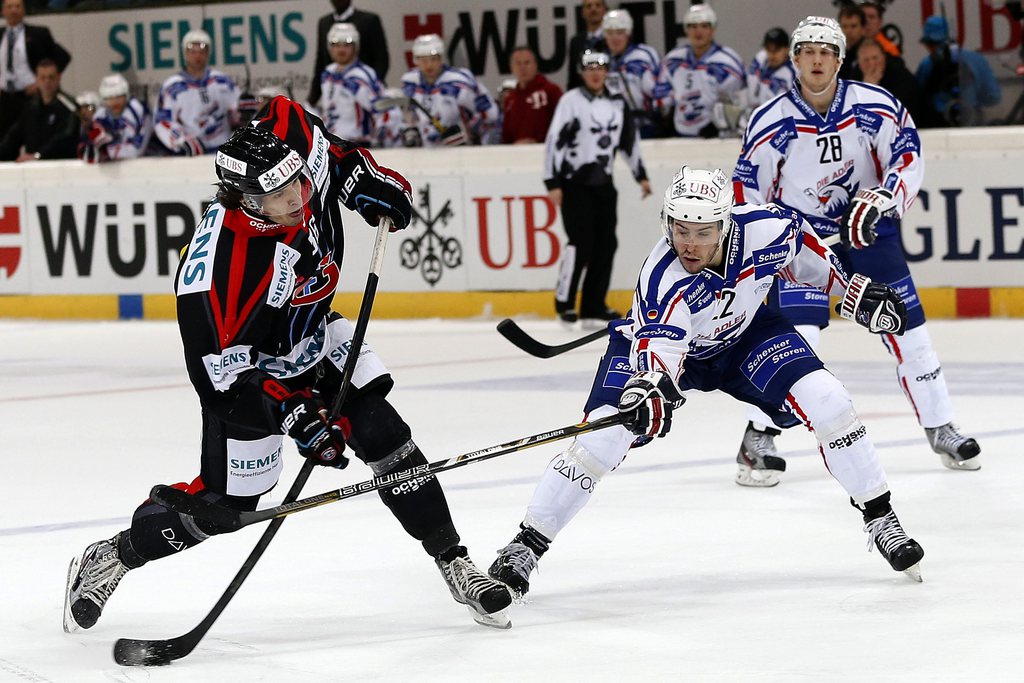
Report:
735,422,787,487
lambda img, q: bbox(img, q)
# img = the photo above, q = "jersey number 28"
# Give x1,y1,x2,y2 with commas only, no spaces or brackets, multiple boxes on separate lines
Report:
816,134,842,163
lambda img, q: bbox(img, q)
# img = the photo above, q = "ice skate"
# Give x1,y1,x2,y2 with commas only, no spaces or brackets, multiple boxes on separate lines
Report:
863,510,924,582
436,546,513,629
580,308,622,331
63,533,133,632
557,310,579,330
925,423,981,471
735,421,787,487
488,542,539,600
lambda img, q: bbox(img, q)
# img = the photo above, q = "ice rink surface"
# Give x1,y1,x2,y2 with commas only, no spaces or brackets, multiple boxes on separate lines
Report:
1,317,1022,682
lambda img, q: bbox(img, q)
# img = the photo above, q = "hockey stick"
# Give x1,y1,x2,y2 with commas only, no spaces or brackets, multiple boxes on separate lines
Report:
496,318,607,359
372,93,447,134
112,219,392,667
150,413,625,530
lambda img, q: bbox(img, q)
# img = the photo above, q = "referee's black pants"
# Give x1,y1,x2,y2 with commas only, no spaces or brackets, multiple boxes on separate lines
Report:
555,182,618,318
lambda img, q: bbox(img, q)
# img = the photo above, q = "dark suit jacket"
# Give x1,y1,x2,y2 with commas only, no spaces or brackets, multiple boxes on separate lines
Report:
0,23,72,74
308,9,389,105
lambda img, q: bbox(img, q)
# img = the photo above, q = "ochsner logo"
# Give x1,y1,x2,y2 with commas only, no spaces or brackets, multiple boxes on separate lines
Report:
216,151,246,175
258,151,304,191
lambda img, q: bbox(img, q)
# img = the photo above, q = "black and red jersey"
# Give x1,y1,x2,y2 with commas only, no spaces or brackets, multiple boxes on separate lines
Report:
173,96,372,433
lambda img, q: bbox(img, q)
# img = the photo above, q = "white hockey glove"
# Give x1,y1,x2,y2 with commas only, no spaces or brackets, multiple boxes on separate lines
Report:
837,273,908,335
617,371,685,438
177,135,204,157
840,187,896,249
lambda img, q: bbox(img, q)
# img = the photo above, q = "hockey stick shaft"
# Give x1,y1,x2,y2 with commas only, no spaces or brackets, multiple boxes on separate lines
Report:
496,318,607,359
113,220,391,667
151,413,626,530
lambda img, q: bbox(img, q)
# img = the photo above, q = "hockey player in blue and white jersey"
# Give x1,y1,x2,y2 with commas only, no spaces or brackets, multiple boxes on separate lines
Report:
659,3,745,138
317,22,384,146
731,16,979,484
81,73,152,162
154,29,240,156
488,166,926,600
600,9,669,138
399,33,499,147
745,28,797,109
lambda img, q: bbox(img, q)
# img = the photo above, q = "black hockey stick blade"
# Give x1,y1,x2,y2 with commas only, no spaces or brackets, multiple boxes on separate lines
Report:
151,413,626,529
496,318,606,358
113,635,191,667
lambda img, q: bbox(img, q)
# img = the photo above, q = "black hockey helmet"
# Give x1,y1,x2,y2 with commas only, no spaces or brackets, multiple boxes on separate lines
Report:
215,125,313,217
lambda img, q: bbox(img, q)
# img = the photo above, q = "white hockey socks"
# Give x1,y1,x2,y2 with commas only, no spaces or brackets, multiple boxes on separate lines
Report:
882,324,954,429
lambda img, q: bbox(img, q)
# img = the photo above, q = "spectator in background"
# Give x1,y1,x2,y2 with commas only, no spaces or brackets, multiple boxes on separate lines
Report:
0,0,71,140
745,27,796,108
154,29,239,156
0,58,77,161
566,0,607,91
309,0,388,106
602,9,669,138
399,33,499,146
857,0,900,57
855,38,929,125
502,45,562,144
80,73,152,162
837,3,867,80
916,15,1001,127
660,3,744,138
317,22,384,146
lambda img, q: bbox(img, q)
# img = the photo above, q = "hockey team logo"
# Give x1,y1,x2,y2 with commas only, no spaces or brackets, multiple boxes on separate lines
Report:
400,183,463,287
291,254,340,306
806,163,858,220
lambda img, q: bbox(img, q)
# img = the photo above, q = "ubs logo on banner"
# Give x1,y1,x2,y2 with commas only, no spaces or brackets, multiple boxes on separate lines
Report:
0,206,21,280
401,183,463,287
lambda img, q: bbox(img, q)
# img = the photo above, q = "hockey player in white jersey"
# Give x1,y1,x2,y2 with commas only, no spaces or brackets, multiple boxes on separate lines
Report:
600,9,669,138
731,16,979,485
746,28,797,109
317,22,384,146
488,166,925,601
399,33,499,146
154,29,240,156
659,4,745,138
81,73,152,162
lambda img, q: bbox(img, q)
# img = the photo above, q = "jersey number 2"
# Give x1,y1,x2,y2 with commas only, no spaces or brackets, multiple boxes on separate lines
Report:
817,135,842,163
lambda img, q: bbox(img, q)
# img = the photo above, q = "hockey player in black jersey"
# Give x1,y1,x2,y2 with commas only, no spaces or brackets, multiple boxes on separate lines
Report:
63,96,513,633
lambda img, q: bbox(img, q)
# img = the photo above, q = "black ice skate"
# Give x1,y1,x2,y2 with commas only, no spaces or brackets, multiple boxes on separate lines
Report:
863,509,924,582
63,533,134,632
488,525,549,600
925,422,981,471
735,421,787,487
436,546,513,629
580,308,623,331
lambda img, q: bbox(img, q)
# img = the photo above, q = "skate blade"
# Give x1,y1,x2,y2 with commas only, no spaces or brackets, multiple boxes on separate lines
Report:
939,453,981,471
735,466,781,488
62,556,82,634
468,605,512,630
902,563,923,583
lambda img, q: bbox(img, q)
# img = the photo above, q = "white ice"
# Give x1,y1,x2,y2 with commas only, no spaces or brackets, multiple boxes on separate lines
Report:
1,318,1022,682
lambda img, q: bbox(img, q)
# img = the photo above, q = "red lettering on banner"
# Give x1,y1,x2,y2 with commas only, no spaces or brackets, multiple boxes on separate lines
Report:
474,197,513,269
403,14,443,68
521,195,559,268
979,1,1022,53
0,206,21,278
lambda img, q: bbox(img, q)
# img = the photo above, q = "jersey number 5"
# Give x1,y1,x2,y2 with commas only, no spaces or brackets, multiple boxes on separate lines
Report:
816,134,842,163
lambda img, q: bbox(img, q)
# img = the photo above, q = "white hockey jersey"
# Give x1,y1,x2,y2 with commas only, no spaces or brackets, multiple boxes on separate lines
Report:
154,68,240,154
659,42,745,136
318,60,384,144
399,66,499,146
624,203,849,387
542,87,646,188
89,98,152,161
745,50,796,108
733,79,923,241
606,42,667,116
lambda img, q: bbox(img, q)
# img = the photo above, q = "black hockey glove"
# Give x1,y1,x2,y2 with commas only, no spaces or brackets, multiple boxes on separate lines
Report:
839,187,895,249
274,386,349,469
440,125,468,146
617,371,685,438
335,148,414,231
837,273,908,335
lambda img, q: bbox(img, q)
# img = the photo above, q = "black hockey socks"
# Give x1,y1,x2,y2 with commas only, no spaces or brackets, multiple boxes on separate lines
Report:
127,490,259,562
375,445,460,557
514,524,552,558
